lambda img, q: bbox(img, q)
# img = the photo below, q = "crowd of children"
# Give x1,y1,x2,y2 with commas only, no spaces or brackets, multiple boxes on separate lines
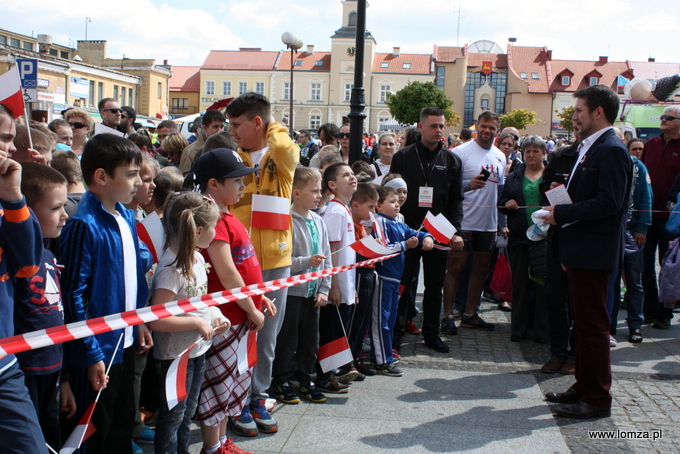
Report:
0,93,431,454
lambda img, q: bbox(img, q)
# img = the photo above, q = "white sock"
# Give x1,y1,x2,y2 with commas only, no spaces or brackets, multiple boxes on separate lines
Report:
219,436,227,446
205,442,221,454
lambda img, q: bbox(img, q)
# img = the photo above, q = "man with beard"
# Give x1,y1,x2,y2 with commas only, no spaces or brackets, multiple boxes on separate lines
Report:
443,111,506,332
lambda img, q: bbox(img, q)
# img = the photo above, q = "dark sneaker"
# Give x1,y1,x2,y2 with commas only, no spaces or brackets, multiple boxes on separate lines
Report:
228,406,258,437
355,361,376,376
133,426,154,445
317,375,349,394
375,363,403,377
460,313,495,331
653,317,671,329
440,315,459,335
334,366,359,383
272,383,300,404
249,399,278,434
298,383,327,403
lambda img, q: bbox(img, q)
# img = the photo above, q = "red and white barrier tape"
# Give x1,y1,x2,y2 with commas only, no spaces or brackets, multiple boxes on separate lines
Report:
0,254,396,358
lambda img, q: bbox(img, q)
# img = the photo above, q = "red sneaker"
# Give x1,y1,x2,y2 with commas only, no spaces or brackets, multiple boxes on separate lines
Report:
405,321,421,335
220,438,252,454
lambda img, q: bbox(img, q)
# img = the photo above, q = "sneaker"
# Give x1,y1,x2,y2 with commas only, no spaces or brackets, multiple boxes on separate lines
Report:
361,337,371,352
272,383,300,404
452,309,462,320
249,399,278,433
653,316,671,329
355,361,376,376
334,366,359,383
609,335,617,347
440,315,459,335
392,349,401,365
405,320,421,335
131,441,143,454
133,426,155,445
317,375,349,394
460,313,495,331
228,406,258,437
375,363,403,377
298,383,327,403
220,438,252,454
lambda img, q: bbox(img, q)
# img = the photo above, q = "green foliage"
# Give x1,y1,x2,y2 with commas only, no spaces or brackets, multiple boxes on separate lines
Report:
499,109,541,130
555,106,575,135
385,81,461,127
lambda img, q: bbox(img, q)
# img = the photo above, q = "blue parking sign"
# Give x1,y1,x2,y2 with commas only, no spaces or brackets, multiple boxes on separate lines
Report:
17,58,38,89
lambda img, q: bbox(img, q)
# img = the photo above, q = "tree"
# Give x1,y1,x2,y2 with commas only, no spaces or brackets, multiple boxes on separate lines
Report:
499,109,541,130
555,106,575,137
385,81,461,127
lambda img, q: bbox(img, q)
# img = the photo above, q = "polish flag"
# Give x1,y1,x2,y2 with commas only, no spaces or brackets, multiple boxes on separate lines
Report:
165,342,198,410
349,235,394,258
424,212,456,244
369,212,387,245
137,211,165,263
251,194,290,230
0,66,25,119
237,329,258,375
318,336,353,373
60,402,97,454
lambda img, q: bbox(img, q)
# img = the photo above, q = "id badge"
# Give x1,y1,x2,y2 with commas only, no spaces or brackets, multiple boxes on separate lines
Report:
418,186,433,207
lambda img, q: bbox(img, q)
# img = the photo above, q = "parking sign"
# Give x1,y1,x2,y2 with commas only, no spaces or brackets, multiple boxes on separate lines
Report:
16,58,38,89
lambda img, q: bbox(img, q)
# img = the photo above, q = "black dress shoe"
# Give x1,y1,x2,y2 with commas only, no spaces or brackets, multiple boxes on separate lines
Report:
545,387,584,403
424,336,450,353
554,401,611,419
629,328,643,343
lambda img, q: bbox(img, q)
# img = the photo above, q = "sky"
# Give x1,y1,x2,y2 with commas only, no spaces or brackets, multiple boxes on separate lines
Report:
1,0,679,67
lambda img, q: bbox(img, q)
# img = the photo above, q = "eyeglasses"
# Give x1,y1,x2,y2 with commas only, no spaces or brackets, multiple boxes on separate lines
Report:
103,108,123,114
660,115,680,122
69,122,86,129
338,132,350,139
120,115,128,119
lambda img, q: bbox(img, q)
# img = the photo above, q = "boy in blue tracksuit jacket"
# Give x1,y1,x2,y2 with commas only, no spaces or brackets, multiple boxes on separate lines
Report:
371,186,433,376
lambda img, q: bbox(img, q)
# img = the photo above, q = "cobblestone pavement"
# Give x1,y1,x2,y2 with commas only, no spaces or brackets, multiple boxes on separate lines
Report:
399,299,680,454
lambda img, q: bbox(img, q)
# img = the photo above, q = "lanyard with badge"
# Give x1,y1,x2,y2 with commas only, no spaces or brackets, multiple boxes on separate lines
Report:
415,146,442,208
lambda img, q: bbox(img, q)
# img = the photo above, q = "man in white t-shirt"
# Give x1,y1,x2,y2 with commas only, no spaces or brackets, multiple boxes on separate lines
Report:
444,111,505,331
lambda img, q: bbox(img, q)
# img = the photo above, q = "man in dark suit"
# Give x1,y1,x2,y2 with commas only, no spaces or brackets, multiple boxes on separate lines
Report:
542,85,632,419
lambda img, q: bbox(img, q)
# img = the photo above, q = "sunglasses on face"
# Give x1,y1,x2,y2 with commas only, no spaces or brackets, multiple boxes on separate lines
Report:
104,108,123,114
69,122,86,129
660,114,679,121
338,132,350,139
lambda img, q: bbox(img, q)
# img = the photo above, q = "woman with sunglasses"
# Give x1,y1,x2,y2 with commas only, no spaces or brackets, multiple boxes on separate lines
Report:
63,108,94,156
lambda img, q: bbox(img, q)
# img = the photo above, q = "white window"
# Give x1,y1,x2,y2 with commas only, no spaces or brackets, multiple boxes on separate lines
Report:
402,62,411,69
380,84,391,103
520,72,528,79
255,82,265,95
222,81,231,96
531,72,539,79
310,114,321,130
206,80,215,96
315,60,324,66
239,81,248,95
344,83,352,102
157,82,162,99
294,60,303,66
589,77,599,86
311,83,321,101
283,81,290,101
381,62,389,68
561,75,570,86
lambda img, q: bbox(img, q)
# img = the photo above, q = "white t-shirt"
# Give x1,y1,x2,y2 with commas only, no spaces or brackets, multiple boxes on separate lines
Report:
112,212,138,348
454,140,506,232
152,250,218,359
371,160,391,185
322,199,356,305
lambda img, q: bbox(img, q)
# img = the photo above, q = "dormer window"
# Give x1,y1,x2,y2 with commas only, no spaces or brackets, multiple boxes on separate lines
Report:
531,72,539,79
402,62,411,69
315,60,324,66
381,62,389,68
562,75,571,85
589,76,599,86
294,60,303,66
520,72,528,79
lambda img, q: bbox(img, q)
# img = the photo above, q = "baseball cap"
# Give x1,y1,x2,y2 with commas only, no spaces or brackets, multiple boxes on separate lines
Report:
191,148,259,190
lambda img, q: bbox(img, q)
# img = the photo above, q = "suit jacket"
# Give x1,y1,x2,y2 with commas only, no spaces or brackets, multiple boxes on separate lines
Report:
553,128,632,270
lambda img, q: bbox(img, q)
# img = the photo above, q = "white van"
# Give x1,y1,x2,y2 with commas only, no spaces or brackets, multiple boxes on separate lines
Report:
174,113,229,140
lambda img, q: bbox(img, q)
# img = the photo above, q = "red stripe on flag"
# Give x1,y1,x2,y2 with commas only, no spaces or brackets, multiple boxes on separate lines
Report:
318,336,350,359
247,329,258,368
251,211,289,230
175,353,189,403
423,217,450,244
136,223,158,263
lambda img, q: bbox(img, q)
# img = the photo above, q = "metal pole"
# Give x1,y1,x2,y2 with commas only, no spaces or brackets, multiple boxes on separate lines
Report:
289,47,294,139
348,0,367,165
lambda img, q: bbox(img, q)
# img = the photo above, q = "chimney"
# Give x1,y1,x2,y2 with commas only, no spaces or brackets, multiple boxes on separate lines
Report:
598,56,608,63
392,47,400,57
306,44,314,55
648,57,655,62
163,59,168,65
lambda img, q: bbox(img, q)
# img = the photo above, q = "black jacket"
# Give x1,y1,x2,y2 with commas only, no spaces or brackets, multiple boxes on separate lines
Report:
390,141,464,232
498,163,532,248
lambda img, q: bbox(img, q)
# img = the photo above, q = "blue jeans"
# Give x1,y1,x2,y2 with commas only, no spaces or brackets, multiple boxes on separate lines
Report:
0,362,46,454
155,354,206,454
609,245,645,331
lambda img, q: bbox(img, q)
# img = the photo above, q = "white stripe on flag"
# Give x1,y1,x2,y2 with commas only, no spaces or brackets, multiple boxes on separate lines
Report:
424,211,456,244
350,236,394,258
318,336,353,373
251,194,290,230
165,343,196,410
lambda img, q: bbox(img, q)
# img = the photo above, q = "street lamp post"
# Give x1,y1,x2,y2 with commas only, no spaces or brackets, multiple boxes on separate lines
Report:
281,32,303,139
85,17,91,40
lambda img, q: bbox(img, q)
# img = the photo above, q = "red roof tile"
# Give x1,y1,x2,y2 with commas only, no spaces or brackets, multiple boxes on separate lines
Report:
169,66,200,92
372,53,431,74
202,50,280,71
550,59,630,92
628,61,680,80
434,46,465,62
507,46,551,93
277,52,331,71
467,53,507,69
